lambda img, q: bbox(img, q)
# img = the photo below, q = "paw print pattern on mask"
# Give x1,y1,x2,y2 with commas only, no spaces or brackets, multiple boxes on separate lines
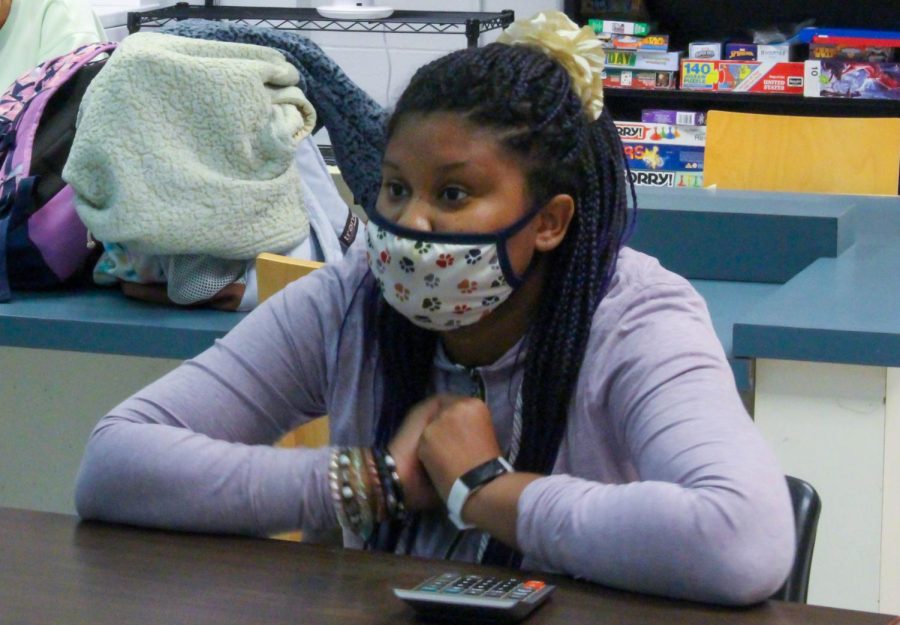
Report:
422,297,442,312
364,220,517,332
394,283,410,302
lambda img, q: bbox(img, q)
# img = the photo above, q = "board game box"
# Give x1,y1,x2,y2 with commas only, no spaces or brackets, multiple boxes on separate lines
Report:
628,170,705,188
640,109,707,126
615,121,706,146
588,19,651,36
603,68,676,89
621,143,705,171
607,34,669,51
605,50,681,71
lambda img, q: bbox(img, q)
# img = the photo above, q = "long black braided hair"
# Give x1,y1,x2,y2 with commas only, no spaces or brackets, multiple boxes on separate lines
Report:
370,42,634,566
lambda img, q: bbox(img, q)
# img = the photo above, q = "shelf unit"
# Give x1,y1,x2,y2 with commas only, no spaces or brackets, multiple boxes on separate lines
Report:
604,88,900,121
127,3,515,49
564,0,900,120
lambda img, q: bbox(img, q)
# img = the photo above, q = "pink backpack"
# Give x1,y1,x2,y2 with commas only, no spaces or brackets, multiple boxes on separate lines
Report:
0,42,116,301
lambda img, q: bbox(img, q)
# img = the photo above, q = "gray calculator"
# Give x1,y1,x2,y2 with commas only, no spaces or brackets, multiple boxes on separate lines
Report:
393,572,555,623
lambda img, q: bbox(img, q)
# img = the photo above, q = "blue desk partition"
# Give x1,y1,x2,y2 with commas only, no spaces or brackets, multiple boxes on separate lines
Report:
629,188,859,283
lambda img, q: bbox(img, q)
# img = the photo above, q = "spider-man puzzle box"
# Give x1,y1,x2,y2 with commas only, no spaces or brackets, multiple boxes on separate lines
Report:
680,60,805,93
803,60,900,99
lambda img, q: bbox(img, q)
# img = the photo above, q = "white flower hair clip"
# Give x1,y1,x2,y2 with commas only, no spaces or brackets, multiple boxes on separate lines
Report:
497,11,606,121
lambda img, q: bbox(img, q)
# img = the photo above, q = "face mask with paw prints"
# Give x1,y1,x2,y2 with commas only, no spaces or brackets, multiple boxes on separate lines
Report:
364,205,540,331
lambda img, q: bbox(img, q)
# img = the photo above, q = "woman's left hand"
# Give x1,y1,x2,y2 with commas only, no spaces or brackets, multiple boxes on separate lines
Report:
416,396,503,501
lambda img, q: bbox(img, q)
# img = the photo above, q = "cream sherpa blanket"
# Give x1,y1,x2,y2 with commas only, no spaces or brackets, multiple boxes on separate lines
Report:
64,32,316,259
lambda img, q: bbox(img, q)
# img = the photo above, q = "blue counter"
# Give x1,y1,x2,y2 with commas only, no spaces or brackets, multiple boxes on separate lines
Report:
734,244,900,367
0,287,244,360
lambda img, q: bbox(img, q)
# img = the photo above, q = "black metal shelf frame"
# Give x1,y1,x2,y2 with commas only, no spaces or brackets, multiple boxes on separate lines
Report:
127,4,515,48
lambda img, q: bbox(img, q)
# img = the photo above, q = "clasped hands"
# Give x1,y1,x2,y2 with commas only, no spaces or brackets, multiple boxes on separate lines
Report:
387,394,502,513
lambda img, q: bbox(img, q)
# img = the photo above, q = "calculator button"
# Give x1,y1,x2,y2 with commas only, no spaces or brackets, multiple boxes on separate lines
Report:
483,590,507,598
451,576,479,589
523,580,546,590
472,576,498,588
442,587,464,594
419,585,440,592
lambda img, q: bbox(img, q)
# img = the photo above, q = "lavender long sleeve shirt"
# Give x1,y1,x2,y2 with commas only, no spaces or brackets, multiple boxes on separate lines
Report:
75,246,795,605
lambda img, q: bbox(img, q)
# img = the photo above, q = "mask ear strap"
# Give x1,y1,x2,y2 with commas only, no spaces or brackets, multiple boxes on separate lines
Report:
494,201,546,289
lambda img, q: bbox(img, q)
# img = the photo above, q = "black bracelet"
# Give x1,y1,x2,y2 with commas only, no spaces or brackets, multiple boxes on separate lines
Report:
374,447,406,520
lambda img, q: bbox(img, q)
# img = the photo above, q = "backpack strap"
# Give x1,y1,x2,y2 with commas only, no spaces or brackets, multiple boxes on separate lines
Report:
0,42,117,125
0,176,36,301
0,212,9,301
0,42,117,186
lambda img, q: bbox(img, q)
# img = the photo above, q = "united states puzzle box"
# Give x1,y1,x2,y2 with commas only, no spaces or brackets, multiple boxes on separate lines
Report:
680,60,805,93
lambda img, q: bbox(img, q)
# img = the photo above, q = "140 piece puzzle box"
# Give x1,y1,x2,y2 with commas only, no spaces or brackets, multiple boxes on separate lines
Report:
680,60,805,94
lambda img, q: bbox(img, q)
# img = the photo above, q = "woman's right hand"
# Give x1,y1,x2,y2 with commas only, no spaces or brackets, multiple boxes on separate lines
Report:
387,394,460,512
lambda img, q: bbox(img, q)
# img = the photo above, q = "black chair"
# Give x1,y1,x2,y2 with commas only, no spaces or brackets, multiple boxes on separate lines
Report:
771,475,822,603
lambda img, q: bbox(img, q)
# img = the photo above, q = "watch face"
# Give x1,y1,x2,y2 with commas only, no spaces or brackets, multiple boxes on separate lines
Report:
448,457,514,530
461,458,512,489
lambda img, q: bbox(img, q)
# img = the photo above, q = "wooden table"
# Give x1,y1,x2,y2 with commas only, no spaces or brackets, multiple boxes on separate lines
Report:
1,508,896,625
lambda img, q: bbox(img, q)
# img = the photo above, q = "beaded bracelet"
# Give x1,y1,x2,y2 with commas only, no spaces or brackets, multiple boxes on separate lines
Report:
373,447,407,520
364,448,387,523
327,448,350,530
329,447,363,536
382,450,407,518
329,446,408,540
349,448,375,540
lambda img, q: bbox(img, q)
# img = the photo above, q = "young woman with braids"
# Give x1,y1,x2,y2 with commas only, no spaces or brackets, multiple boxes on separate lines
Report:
75,12,794,605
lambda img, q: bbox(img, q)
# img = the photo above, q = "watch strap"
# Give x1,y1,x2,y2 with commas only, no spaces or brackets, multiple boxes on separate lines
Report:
446,456,514,530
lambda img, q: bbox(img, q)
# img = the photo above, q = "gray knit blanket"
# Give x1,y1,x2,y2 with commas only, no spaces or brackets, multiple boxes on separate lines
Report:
162,20,387,212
